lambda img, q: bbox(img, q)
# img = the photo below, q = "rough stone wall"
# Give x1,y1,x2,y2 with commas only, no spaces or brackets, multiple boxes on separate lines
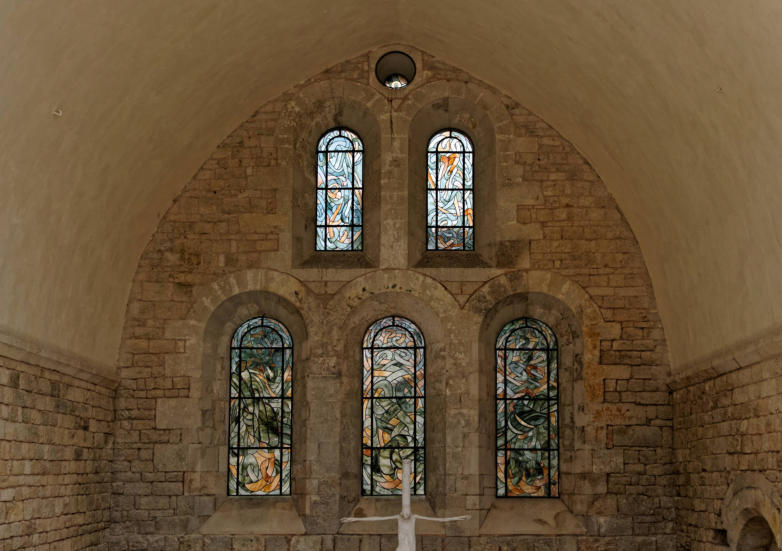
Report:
109,50,674,550
674,351,782,550
0,349,114,551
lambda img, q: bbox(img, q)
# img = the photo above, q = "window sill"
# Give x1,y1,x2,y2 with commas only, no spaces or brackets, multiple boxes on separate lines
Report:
199,497,305,535
339,497,447,535
479,499,586,535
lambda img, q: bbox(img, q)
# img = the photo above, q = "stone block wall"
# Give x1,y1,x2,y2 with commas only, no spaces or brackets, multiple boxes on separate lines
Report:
673,345,782,550
108,48,674,550
0,341,115,551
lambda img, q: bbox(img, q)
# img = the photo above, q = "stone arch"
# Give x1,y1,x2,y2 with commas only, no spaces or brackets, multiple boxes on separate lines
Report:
722,473,782,550
323,269,462,532
461,270,611,534
274,79,387,267
163,269,319,533
398,78,515,267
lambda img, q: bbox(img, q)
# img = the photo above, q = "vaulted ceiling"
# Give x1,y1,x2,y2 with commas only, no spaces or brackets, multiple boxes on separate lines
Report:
2,0,781,376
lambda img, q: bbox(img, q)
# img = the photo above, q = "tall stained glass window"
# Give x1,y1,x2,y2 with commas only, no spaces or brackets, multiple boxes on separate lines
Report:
228,317,292,496
427,129,474,251
316,128,363,251
496,318,559,497
362,316,425,495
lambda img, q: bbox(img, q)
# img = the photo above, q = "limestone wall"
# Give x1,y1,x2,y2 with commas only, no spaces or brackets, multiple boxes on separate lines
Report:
108,50,674,550
673,343,782,550
0,337,115,550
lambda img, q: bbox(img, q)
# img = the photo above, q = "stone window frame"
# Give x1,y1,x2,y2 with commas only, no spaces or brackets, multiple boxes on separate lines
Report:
407,97,496,268
281,82,384,269
474,289,586,535
196,289,310,535
333,286,451,536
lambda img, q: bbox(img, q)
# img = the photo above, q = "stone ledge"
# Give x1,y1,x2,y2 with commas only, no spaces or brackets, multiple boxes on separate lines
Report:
479,499,586,535
0,325,118,387
670,324,782,390
339,497,447,535
199,498,305,535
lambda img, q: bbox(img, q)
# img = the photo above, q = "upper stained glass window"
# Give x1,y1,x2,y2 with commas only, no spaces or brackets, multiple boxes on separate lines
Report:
316,128,363,251
496,318,559,497
427,129,474,251
228,316,292,496
362,316,425,496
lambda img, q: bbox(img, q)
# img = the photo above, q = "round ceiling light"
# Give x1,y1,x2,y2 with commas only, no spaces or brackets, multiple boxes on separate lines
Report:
376,51,416,89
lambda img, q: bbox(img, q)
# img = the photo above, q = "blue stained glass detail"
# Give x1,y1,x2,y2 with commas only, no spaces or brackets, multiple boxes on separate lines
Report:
316,128,363,251
427,129,474,251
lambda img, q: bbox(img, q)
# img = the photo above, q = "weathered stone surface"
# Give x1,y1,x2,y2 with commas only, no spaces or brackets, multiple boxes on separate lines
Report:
0,352,115,550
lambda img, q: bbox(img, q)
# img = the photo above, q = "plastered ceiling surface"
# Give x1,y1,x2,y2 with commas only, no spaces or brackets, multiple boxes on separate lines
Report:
1,0,781,376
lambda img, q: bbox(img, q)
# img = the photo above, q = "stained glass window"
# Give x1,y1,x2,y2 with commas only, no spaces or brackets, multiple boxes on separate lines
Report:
496,318,559,497
362,316,425,495
228,316,292,496
316,128,363,251
427,129,474,251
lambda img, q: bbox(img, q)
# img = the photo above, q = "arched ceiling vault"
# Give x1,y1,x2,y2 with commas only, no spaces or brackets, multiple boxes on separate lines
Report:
2,0,781,376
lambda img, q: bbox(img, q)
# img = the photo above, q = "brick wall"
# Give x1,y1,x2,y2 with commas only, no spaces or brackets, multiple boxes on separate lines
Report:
674,352,782,550
108,49,674,550
0,349,114,551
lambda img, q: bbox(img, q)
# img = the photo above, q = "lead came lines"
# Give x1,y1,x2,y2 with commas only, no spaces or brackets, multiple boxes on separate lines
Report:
362,316,425,496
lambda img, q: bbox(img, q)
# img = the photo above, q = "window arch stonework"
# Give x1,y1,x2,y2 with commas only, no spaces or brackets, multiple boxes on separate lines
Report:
406,95,498,267
193,285,311,534
329,281,452,534
474,288,586,535
280,83,383,268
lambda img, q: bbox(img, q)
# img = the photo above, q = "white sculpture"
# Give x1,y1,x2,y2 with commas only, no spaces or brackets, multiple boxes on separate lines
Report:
340,459,469,551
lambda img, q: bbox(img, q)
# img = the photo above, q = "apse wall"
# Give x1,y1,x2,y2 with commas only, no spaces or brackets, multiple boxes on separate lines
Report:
107,51,674,550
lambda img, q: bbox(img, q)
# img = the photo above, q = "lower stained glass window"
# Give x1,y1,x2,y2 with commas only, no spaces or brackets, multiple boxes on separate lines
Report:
427,129,474,250
496,318,559,497
228,316,292,496
362,316,425,495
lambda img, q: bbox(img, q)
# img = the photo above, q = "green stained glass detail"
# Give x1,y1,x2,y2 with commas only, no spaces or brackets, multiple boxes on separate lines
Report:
362,316,425,495
228,317,292,496
496,318,558,498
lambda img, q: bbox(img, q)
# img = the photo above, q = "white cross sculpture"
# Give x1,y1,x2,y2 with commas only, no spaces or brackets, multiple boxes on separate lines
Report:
340,459,469,551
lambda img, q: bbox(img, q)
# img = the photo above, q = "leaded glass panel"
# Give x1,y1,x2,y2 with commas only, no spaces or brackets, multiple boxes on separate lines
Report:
228,316,292,496
427,129,474,250
316,128,363,251
496,318,559,497
362,316,425,495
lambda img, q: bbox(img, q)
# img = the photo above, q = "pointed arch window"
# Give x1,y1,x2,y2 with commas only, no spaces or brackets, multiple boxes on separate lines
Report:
228,317,292,496
362,316,425,495
427,129,474,251
496,318,559,497
316,128,363,251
